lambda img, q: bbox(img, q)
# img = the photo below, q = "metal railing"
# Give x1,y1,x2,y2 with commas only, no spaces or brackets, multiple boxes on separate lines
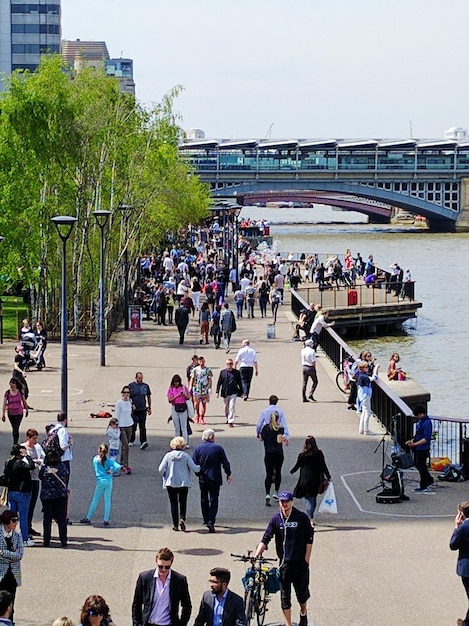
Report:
297,280,415,308
291,288,468,465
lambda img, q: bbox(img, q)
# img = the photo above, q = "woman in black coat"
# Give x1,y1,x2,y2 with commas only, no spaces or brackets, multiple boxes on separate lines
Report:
4,444,35,545
260,410,285,506
290,435,331,526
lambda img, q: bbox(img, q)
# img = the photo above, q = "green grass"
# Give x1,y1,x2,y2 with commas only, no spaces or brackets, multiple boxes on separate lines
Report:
0,296,30,340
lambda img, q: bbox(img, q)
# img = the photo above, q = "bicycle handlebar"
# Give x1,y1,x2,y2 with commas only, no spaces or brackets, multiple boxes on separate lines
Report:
231,552,276,563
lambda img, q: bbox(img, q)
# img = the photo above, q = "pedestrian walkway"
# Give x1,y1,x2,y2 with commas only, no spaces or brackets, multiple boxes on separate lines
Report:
0,302,463,626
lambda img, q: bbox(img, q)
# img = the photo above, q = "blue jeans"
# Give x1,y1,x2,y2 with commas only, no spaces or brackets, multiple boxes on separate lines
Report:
86,480,113,522
9,491,31,541
304,496,317,520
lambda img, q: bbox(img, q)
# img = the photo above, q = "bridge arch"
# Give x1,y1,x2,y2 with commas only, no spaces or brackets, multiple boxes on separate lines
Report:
211,179,457,230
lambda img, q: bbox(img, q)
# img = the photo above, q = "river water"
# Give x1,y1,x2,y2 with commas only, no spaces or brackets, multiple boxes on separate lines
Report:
240,205,469,420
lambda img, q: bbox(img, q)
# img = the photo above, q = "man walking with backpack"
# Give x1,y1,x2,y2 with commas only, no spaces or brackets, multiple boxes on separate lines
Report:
42,412,72,485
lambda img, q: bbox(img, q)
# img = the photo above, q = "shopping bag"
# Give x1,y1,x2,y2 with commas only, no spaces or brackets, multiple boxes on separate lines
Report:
0,486,8,507
318,481,338,514
186,398,195,419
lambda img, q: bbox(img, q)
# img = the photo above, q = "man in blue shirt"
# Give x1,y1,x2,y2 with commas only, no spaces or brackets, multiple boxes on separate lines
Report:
193,430,231,533
406,404,434,492
194,567,245,626
128,372,152,450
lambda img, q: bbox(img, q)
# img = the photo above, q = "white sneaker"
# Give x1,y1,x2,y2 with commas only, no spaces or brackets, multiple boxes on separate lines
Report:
128,443,135,447
24,539,35,547
272,491,279,500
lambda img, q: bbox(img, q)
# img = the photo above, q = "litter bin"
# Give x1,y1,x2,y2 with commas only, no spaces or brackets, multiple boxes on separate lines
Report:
266,324,276,339
348,289,358,306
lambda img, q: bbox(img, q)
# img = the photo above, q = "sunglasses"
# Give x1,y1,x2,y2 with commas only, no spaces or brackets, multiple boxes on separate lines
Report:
10,518,18,523
157,565,171,570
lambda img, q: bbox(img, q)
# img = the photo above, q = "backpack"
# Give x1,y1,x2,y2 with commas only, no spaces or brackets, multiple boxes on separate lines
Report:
42,427,64,457
438,464,464,482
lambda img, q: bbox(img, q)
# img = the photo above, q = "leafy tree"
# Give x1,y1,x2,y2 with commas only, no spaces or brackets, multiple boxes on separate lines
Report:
0,56,210,334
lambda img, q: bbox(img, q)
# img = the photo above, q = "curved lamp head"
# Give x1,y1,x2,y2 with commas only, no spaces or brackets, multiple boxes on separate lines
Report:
92,210,112,228
117,203,134,220
51,216,77,242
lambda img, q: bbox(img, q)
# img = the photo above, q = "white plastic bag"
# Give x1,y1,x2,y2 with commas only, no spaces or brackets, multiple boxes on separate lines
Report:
318,481,338,514
186,398,195,419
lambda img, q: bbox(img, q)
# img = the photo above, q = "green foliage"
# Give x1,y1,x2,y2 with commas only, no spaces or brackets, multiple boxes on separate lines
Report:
0,296,29,340
0,56,210,330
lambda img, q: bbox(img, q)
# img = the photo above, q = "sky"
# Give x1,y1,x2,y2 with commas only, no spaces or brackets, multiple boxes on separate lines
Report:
61,0,469,140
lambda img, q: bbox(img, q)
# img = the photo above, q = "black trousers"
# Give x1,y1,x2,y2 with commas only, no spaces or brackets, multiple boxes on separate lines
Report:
176,325,187,344
264,453,283,494
131,409,147,444
28,480,40,532
166,486,189,528
199,480,220,526
7,414,23,445
240,367,254,398
42,497,68,547
414,449,433,489
461,576,469,626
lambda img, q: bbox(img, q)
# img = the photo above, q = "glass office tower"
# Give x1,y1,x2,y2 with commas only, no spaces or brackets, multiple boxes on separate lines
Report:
0,0,61,82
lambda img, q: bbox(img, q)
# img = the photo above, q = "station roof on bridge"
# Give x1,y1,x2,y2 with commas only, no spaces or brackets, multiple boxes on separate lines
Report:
180,138,468,151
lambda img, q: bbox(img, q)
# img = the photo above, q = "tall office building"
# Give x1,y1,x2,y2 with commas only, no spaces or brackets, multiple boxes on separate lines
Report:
0,0,61,82
61,39,135,96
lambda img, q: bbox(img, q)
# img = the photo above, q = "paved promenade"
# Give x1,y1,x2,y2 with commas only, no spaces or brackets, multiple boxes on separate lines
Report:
0,303,464,626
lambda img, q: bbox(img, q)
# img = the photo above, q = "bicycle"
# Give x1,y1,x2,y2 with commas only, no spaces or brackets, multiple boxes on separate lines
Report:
335,357,354,394
231,552,277,626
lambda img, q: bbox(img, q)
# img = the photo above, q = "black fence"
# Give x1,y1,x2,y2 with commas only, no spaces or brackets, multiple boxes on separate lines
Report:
291,288,467,465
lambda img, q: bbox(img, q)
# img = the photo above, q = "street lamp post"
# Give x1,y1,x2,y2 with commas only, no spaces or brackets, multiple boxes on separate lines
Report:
93,210,111,366
118,204,133,330
51,216,77,415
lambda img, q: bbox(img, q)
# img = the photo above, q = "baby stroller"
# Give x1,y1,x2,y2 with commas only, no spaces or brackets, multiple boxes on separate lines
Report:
21,334,45,371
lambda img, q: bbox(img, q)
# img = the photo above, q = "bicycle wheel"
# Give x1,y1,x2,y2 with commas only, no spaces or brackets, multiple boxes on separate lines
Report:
245,589,255,626
256,584,268,626
335,370,349,394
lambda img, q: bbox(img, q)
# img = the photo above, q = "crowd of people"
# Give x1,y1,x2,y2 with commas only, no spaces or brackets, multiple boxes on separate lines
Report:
1,235,455,625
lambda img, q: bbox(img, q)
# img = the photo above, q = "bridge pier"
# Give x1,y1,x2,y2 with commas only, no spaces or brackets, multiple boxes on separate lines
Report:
456,178,469,232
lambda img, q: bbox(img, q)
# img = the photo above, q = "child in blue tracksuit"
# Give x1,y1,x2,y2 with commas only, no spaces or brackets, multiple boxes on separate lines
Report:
80,443,122,526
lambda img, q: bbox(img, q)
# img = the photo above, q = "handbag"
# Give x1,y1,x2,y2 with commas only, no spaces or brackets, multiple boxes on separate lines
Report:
0,486,8,507
318,473,329,495
174,402,187,413
318,481,338,514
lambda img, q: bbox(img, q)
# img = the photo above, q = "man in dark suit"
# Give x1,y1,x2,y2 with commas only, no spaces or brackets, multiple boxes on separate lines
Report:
193,429,232,533
132,547,192,626
450,500,469,626
216,359,243,427
194,567,246,626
